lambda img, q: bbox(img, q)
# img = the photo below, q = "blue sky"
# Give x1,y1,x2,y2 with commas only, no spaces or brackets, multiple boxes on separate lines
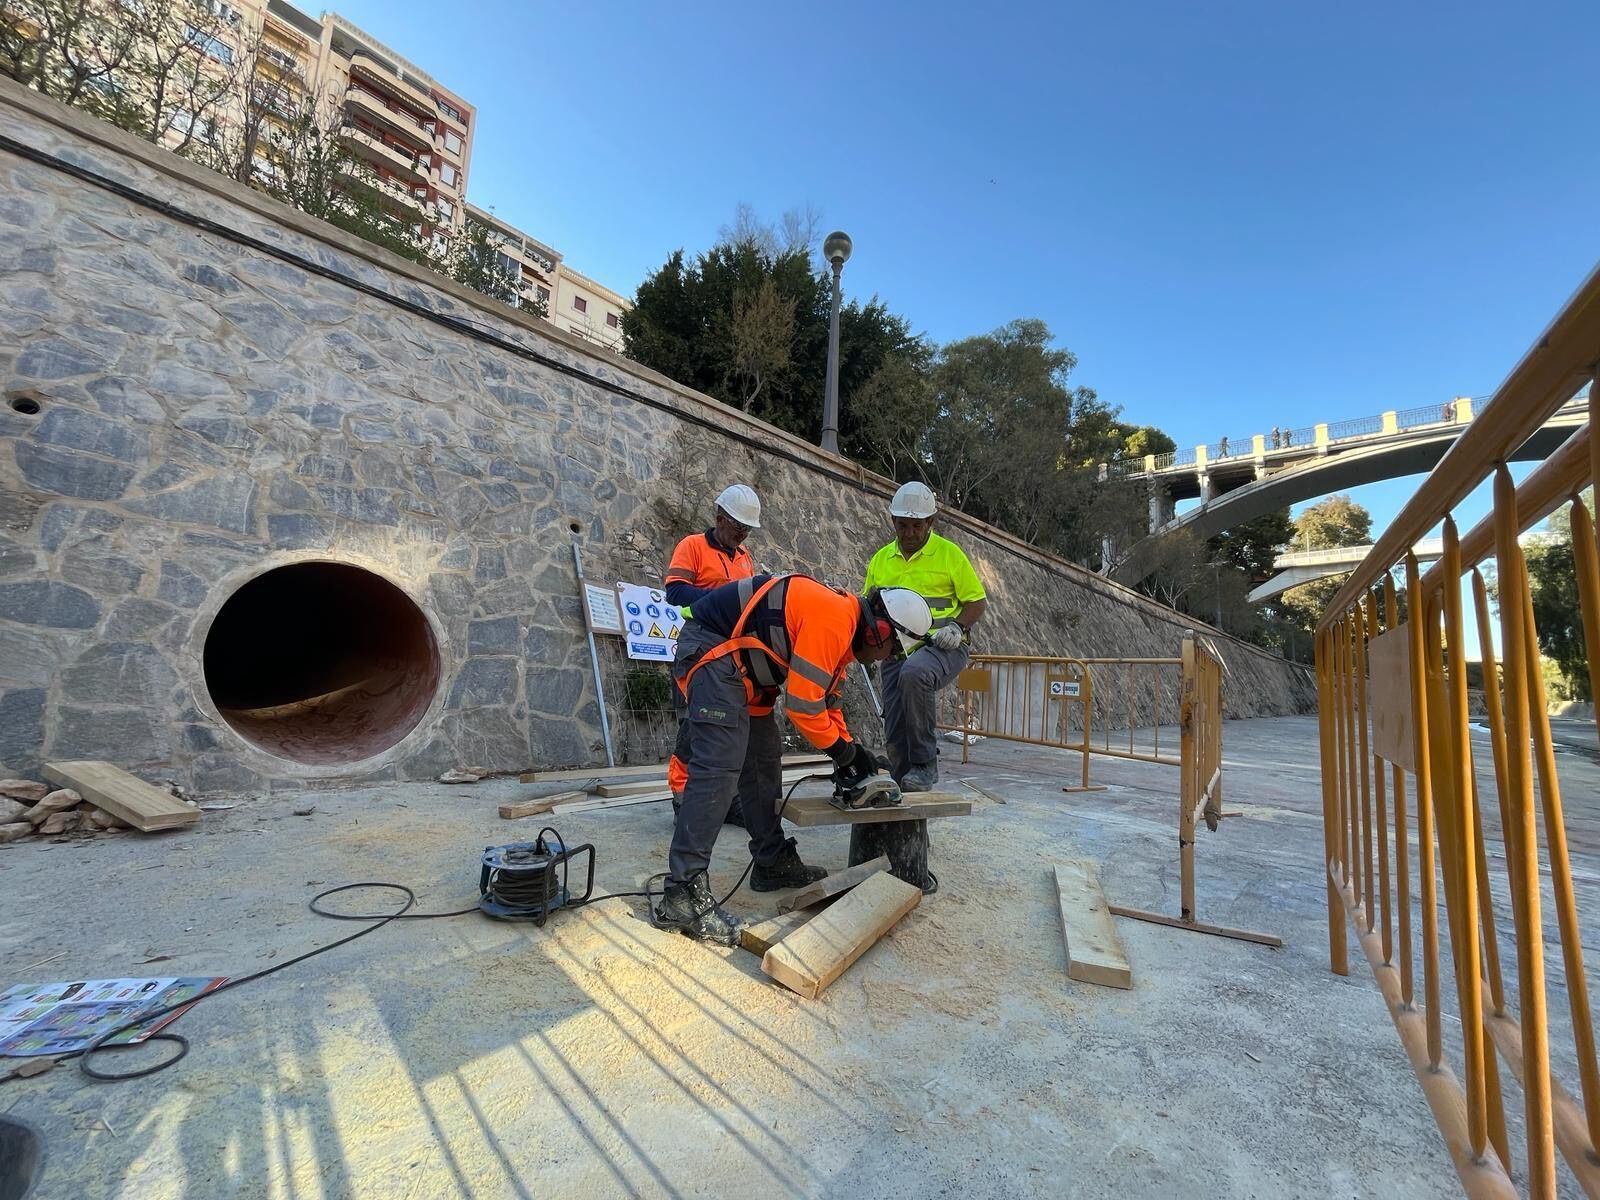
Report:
338,0,1596,558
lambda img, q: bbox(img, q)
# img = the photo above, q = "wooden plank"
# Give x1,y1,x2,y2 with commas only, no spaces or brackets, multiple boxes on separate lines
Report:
595,780,672,798
738,909,814,957
498,790,585,820
1367,624,1414,769
43,761,198,832
551,790,672,816
596,766,824,798
519,752,832,785
780,792,972,827
761,871,922,999
1108,904,1284,948
777,856,890,914
1052,861,1132,990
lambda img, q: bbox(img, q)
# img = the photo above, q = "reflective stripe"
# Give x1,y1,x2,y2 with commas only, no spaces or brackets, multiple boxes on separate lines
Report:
770,624,791,664
665,568,696,583
786,694,827,715
748,654,783,689
931,615,959,628
737,576,755,609
789,655,833,688
918,595,956,610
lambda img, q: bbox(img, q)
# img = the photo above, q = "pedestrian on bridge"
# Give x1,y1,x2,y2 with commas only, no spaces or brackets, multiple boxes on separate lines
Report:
1218,435,1230,458
863,481,989,792
1271,426,1281,449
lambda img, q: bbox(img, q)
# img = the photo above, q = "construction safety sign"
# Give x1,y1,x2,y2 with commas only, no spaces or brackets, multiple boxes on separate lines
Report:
618,584,685,661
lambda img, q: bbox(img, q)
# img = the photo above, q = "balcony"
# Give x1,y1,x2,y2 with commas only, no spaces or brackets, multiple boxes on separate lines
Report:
340,127,430,185
345,84,433,146
257,44,305,85
349,52,435,116
352,173,429,220
249,84,298,121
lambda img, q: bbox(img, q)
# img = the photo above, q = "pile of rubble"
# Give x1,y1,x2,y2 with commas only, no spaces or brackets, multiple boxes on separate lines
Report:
0,779,135,842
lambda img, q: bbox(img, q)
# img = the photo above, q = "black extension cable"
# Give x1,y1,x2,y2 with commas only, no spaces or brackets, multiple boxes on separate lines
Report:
54,773,830,1082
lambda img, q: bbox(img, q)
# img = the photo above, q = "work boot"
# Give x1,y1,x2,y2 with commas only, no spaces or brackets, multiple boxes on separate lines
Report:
655,875,742,946
750,838,829,892
900,762,938,792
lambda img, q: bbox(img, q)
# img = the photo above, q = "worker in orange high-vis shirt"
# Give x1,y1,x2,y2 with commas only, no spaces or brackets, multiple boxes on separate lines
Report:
654,575,932,945
662,484,761,826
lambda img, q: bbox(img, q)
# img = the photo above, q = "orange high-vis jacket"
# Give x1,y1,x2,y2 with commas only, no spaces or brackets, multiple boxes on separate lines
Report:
663,529,754,606
774,576,858,751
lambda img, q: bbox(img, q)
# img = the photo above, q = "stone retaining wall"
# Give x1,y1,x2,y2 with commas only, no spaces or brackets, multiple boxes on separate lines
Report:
0,80,1314,794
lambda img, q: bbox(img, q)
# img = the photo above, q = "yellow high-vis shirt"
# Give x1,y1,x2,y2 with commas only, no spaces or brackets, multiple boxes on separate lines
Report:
862,532,986,626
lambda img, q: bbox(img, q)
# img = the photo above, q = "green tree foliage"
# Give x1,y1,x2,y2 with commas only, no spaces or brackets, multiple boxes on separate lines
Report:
1520,490,1595,700
623,235,927,450
1279,494,1376,631
449,215,526,309
1209,509,1294,580
1118,424,1177,460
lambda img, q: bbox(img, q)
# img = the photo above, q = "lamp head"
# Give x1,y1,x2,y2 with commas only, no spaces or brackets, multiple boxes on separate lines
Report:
823,230,852,267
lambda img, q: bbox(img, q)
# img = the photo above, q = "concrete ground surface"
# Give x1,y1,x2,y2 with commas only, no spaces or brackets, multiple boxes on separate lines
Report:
3,713,1596,1199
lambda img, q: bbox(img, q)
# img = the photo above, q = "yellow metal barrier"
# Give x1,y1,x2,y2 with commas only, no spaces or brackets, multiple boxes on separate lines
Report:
946,637,1277,945
1316,260,1600,1197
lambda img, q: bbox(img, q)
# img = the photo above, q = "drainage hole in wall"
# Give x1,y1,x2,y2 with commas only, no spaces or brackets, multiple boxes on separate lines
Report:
8,395,41,416
203,562,441,766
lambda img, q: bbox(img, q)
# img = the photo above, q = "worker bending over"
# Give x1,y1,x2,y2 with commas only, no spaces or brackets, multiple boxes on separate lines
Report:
863,482,988,791
663,483,761,826
657,574,932,944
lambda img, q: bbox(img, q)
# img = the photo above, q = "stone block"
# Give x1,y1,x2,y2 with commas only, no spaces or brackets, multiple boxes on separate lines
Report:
0,821,33,843
0,582,99,629
27,788,81,824
62,641,178,707
0,779,47,803
35,406,146,461
316,484,398,526
266,513,330,549
0,797,28,822
124,475,259,534
103,598,178,639
15,442,136,500
176,414,258,450
58,540,144,594
527,714,592,768
447,658,519,709
50,705,165,765
15,336,105,379
0,688,46,776
180,263,242,295
473,546,506,583
468,616,519,655
527,668,586,716
155,561,208,608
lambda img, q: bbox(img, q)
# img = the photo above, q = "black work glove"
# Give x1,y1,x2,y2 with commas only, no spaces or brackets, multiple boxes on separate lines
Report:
827,740,876,788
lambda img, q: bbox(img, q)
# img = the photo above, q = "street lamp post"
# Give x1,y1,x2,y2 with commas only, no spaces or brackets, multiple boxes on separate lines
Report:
820,230,852,455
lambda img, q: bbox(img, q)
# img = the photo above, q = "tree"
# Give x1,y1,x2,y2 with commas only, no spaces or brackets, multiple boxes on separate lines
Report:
1279,494,1375,630
1520,491,1595,700
450,214,526,309
1209,509,1294,581
725,277,796,411
111,0,242,155
623,219,927,448
1119,424,1177,460
1,0,136,114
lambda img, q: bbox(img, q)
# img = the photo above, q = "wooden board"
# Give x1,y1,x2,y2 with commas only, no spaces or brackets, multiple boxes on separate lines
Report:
761,871,923,999
777,856,889,914
1367,625,1414,769
499,790,585,820
43,761,198,832
1052,861,1133,990
520,752,831,785
595,765,825,799
594,780,673,798
780,792,971,827
551,791,672,816
738,909,814,957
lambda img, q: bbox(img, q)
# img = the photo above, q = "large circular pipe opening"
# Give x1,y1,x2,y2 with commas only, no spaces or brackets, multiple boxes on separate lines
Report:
203,562,441,766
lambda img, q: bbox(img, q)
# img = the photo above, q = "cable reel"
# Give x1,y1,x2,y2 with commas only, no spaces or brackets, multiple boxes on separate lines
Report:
478,829,594,925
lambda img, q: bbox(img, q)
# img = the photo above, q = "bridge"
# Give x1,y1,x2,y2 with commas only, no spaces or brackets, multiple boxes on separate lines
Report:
1103,394,1588,584
1245,539,1444,604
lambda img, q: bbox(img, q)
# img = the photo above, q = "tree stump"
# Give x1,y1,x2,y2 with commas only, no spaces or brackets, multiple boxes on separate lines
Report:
849,818,936,894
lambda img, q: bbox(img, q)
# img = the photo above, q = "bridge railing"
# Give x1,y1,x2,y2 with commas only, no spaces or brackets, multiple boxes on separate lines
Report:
1326,413,1386,441
1315,257,1600,1197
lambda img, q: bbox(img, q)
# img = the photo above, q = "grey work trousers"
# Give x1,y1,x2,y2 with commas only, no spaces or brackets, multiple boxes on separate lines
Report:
880,641,968,775
668,623,786,884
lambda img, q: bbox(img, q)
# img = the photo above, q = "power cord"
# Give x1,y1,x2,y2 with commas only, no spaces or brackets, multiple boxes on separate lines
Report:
58,772,832,1082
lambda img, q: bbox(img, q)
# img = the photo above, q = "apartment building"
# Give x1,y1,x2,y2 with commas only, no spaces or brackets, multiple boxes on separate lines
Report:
552,264,628,352
157,1,477,246
465,203,629,352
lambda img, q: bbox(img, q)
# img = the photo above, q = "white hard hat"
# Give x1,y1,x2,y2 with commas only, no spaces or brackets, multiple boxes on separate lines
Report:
714,484,761,529
877,587,932,657
889,481,937,519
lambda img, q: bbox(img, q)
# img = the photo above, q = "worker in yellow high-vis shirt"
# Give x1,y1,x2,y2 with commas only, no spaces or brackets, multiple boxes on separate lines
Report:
862,481,988,791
